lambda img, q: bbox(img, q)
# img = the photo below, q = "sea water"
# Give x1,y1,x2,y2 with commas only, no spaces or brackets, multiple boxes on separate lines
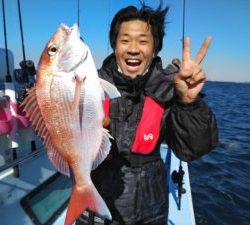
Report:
189,81,250,225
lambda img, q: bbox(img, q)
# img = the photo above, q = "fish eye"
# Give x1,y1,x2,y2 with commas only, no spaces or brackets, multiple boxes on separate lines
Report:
47,44,57,56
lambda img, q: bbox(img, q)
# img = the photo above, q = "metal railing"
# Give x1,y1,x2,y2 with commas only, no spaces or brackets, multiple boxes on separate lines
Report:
0,145,45,180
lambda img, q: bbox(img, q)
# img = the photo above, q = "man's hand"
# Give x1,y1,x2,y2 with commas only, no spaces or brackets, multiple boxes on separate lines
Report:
174,37,212,103
102,116,111,128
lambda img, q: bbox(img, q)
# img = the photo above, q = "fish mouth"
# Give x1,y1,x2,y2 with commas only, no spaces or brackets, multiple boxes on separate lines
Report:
60,23,70,32
58,23,88,73
68,27,89,73
60,23,80,34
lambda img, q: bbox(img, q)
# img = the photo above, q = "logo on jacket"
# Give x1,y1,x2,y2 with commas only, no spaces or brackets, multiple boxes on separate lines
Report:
144,133,153,141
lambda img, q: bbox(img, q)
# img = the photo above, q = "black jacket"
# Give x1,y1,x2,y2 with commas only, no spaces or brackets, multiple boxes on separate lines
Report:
98,54,218,162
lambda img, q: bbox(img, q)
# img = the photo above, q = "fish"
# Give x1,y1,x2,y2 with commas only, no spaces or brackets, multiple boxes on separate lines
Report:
21,24,120,225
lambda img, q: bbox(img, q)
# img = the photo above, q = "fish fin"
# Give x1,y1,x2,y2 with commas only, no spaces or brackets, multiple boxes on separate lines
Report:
92,128,112,170
72,75,85,112
21,87,40,125
65,183,112,225
21,87,70,176
21,87,37,109
47,142,70,176
99,78,121,99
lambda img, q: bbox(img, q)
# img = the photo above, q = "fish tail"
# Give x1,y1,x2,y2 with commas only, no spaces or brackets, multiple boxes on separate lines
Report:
64,183,112,225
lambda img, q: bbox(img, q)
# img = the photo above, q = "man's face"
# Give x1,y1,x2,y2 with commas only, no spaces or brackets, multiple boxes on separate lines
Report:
115,20,155,78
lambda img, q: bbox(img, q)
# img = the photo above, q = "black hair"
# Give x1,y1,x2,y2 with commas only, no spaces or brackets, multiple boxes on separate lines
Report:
109,1,169,55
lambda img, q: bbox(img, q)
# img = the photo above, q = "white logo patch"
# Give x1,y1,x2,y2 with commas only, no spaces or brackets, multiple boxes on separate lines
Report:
144,133,153,141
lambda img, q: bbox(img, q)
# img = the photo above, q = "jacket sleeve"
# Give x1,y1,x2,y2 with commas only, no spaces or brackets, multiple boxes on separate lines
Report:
165,97,219,162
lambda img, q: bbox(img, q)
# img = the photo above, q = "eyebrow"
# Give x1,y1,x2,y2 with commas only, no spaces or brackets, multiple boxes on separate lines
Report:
119,33,150,38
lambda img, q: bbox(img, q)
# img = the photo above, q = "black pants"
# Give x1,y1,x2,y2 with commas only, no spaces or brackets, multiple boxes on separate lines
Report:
88,158,169,225
104,220,165,225
104,218,166,225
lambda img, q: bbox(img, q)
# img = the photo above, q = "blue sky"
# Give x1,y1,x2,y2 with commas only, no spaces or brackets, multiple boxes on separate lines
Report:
0,0,249,82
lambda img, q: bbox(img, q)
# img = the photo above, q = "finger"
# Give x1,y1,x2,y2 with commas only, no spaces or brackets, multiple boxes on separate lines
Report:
186,65,202,82
188,71,206,85
194,36,212,64
102,116,111,128
193,65,202,77
182,37,191,62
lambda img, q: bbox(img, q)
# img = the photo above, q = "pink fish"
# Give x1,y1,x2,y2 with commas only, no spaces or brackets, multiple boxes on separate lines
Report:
22,24,120,225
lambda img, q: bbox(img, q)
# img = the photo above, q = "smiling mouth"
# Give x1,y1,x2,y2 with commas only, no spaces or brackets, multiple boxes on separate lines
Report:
125,59,141,67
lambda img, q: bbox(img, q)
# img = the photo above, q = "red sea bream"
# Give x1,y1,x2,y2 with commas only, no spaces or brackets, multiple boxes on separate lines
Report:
22,24,120,225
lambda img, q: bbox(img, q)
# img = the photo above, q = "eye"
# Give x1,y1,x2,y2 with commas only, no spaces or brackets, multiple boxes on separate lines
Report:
140,40,148,45
47,44,58,56
120,39,129,44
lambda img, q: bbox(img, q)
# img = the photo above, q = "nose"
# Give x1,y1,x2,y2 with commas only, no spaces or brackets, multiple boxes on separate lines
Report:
128,51,139,56
127,41,139,56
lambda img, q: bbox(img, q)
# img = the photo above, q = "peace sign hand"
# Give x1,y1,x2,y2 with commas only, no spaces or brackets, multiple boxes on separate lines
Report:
174,37,212,103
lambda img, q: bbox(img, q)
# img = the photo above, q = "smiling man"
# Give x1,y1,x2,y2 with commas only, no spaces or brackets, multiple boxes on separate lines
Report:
78,3,218,225
115,19,154,78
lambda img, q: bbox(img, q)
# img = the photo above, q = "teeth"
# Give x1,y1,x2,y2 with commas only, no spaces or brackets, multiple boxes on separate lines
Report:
125,59,141,65
127,59,140,63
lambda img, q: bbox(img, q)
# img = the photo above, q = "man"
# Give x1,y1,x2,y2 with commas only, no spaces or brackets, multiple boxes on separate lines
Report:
77,3,218,225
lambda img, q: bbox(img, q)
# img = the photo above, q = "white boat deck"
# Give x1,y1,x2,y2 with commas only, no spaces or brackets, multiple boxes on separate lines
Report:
161,145,196,225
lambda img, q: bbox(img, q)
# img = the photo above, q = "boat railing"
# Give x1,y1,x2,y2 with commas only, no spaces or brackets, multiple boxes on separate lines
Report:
0,145,45,180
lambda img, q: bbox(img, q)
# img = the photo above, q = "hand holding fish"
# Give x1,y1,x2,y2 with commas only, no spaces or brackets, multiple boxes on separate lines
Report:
174,37,212,103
